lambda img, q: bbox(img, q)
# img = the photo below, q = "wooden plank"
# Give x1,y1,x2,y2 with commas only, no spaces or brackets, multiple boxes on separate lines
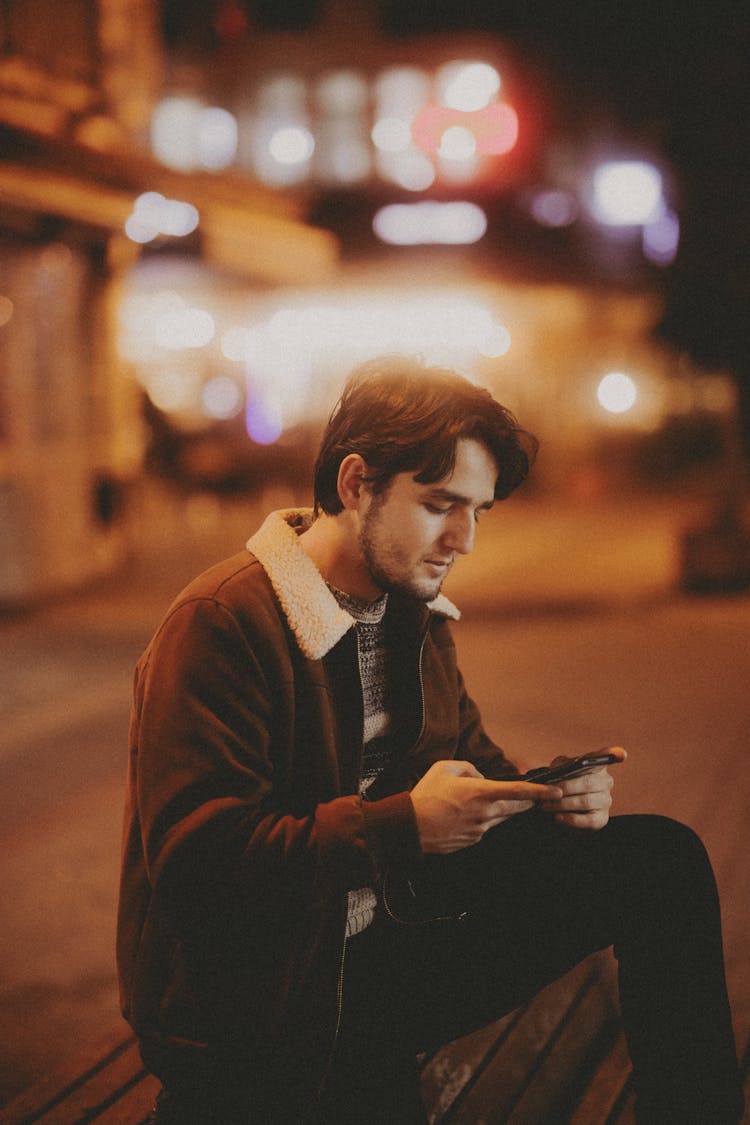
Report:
29,1042,147,1125
423,1011,520,1123
504,974,619,1124
92,1073,160,1125
568,1029,632,1125
611,1085,637,1124
440,959,596,1125
0,1029,137,1124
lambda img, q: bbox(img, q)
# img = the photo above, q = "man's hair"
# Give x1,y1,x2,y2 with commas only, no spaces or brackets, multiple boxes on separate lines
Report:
313,355,538,515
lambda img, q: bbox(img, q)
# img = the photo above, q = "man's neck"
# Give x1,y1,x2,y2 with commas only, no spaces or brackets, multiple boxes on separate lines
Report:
299,511,383,602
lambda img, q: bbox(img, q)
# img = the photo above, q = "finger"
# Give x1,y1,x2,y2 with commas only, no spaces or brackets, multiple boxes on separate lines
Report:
605,745,627,764
552,809,609,830
446,760,486,778
487,799,536,821
543,791,613,814
480,780,563,803
557,771,614,796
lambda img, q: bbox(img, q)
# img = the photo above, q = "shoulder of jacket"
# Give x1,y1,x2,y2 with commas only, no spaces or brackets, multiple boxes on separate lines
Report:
246,509,355,660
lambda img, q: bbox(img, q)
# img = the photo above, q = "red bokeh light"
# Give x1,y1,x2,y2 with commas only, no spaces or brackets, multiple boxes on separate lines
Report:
411,102,519,157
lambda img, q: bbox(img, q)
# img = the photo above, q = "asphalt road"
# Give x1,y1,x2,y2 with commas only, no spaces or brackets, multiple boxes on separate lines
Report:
1,484,749,1108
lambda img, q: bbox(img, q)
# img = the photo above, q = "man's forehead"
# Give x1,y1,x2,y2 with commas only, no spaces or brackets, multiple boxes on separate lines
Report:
418,439,498,503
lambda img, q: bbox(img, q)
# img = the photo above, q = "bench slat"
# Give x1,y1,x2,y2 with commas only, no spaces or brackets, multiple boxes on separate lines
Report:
8,951,697,1125
422,1010,520,1121
0,1030,137,1125
436,959,597,1125
568,1028,632,1124
503,969,619,1124
28,1042,148,1125
89,1073,160,1125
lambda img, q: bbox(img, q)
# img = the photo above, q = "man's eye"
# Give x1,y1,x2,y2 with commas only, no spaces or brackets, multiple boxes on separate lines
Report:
425,503,451,514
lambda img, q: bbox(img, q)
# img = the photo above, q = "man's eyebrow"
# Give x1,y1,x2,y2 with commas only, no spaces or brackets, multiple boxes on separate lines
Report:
424,486,495,509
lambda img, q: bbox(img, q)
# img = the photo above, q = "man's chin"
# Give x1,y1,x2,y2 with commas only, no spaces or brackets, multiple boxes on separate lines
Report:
400,577,445,603
371,575,443,603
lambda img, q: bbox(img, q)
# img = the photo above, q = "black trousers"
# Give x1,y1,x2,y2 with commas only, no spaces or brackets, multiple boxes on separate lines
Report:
152,813,744,1124
319,813,743,1125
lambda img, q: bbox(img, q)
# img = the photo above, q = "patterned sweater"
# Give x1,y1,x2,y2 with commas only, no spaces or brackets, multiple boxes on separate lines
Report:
328,584,391,936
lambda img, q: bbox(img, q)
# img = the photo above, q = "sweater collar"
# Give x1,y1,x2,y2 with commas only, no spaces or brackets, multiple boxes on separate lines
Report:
246,508,460,661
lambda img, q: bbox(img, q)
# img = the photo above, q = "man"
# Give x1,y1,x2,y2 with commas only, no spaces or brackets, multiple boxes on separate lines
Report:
118,356,743,1124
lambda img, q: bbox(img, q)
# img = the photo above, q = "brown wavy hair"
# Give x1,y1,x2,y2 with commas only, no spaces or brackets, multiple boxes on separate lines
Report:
313,356,538,516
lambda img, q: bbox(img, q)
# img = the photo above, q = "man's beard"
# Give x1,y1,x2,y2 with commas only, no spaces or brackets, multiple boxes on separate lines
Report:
359,496,444,603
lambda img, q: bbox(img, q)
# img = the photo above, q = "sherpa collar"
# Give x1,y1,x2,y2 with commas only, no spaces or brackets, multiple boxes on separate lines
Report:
246,509,460,661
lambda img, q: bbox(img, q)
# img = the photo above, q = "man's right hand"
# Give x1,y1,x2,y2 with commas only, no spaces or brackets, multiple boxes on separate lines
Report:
409,759,563,854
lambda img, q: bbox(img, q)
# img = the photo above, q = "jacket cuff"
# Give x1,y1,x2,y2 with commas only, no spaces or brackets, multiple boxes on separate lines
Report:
361,791,423,875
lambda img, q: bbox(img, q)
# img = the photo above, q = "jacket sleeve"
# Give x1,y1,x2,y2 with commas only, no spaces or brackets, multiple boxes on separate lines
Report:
131,596,420,928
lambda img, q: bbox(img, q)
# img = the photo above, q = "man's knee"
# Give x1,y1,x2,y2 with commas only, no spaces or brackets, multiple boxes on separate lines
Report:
611,813,710,867
607,813,719,916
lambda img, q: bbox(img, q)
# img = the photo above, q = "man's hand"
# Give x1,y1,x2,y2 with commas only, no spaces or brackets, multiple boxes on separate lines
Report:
410,760,563,854
538,746,627,830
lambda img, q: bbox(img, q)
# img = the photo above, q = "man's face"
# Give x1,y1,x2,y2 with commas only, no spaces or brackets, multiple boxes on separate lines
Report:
358,438,497,602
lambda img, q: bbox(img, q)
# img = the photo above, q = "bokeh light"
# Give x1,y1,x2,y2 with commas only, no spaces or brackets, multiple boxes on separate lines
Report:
373,201,487,245
197,107,238,170
591,161,663,225
268,126,315,165
597,371,638,414
246,391,284,444
437,61,501,112
201,376,243,419
125,193,199,244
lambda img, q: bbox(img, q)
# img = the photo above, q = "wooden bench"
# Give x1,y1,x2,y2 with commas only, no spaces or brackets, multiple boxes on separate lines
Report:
4,949,747,1124
0,1027,160,1125
421,951,635,1124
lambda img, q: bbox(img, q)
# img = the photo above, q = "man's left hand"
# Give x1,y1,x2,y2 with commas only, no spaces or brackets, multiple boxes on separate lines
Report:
538,747,626,830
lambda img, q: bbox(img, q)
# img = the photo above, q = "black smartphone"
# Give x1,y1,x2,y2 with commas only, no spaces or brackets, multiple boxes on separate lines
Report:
521,751,620,786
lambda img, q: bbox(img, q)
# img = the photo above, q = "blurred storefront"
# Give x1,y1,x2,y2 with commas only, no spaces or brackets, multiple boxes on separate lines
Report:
0,0,336,604
1,1,737,603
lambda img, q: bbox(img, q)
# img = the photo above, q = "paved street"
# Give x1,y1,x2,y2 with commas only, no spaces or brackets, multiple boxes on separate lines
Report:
1,483,749,1110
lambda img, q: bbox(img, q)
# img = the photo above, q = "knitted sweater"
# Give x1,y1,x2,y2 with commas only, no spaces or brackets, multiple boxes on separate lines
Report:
328,584,391,936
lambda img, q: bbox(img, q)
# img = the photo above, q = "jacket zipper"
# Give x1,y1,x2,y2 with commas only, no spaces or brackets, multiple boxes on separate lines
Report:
318,617,432,1095
317,927,348,1099
384,625,465,922
414,625,428,749
318,628,365,1099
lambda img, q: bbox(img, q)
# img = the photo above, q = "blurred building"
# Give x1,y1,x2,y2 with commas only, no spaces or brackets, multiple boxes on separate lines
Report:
0,1,735,603
0,0,337,604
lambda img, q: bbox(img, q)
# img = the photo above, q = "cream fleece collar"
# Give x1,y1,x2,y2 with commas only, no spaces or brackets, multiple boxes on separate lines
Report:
246,509,460,661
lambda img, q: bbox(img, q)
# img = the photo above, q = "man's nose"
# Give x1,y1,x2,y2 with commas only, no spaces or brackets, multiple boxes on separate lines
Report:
442,510,475,555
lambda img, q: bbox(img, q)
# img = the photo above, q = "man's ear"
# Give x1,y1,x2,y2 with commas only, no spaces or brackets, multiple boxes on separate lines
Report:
337,453,369,510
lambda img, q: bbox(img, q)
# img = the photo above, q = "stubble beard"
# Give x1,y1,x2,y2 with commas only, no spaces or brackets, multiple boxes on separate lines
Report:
359,499,443,603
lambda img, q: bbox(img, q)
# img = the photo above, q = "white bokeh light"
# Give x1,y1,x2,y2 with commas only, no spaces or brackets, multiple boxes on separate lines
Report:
371,116,412,153
155,307,215,350
201,376,243,419
591,161,663,225
597,371,638,414
269,126,315,165
373,201,487,245
197,107,238,170
438,125,477,161
437,61,501,112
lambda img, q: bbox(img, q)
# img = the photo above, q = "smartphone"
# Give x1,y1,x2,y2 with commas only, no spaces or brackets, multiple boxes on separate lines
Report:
522,751,621,786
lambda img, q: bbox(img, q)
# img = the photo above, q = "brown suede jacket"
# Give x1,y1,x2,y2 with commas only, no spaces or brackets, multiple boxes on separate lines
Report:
116,509,518,1107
